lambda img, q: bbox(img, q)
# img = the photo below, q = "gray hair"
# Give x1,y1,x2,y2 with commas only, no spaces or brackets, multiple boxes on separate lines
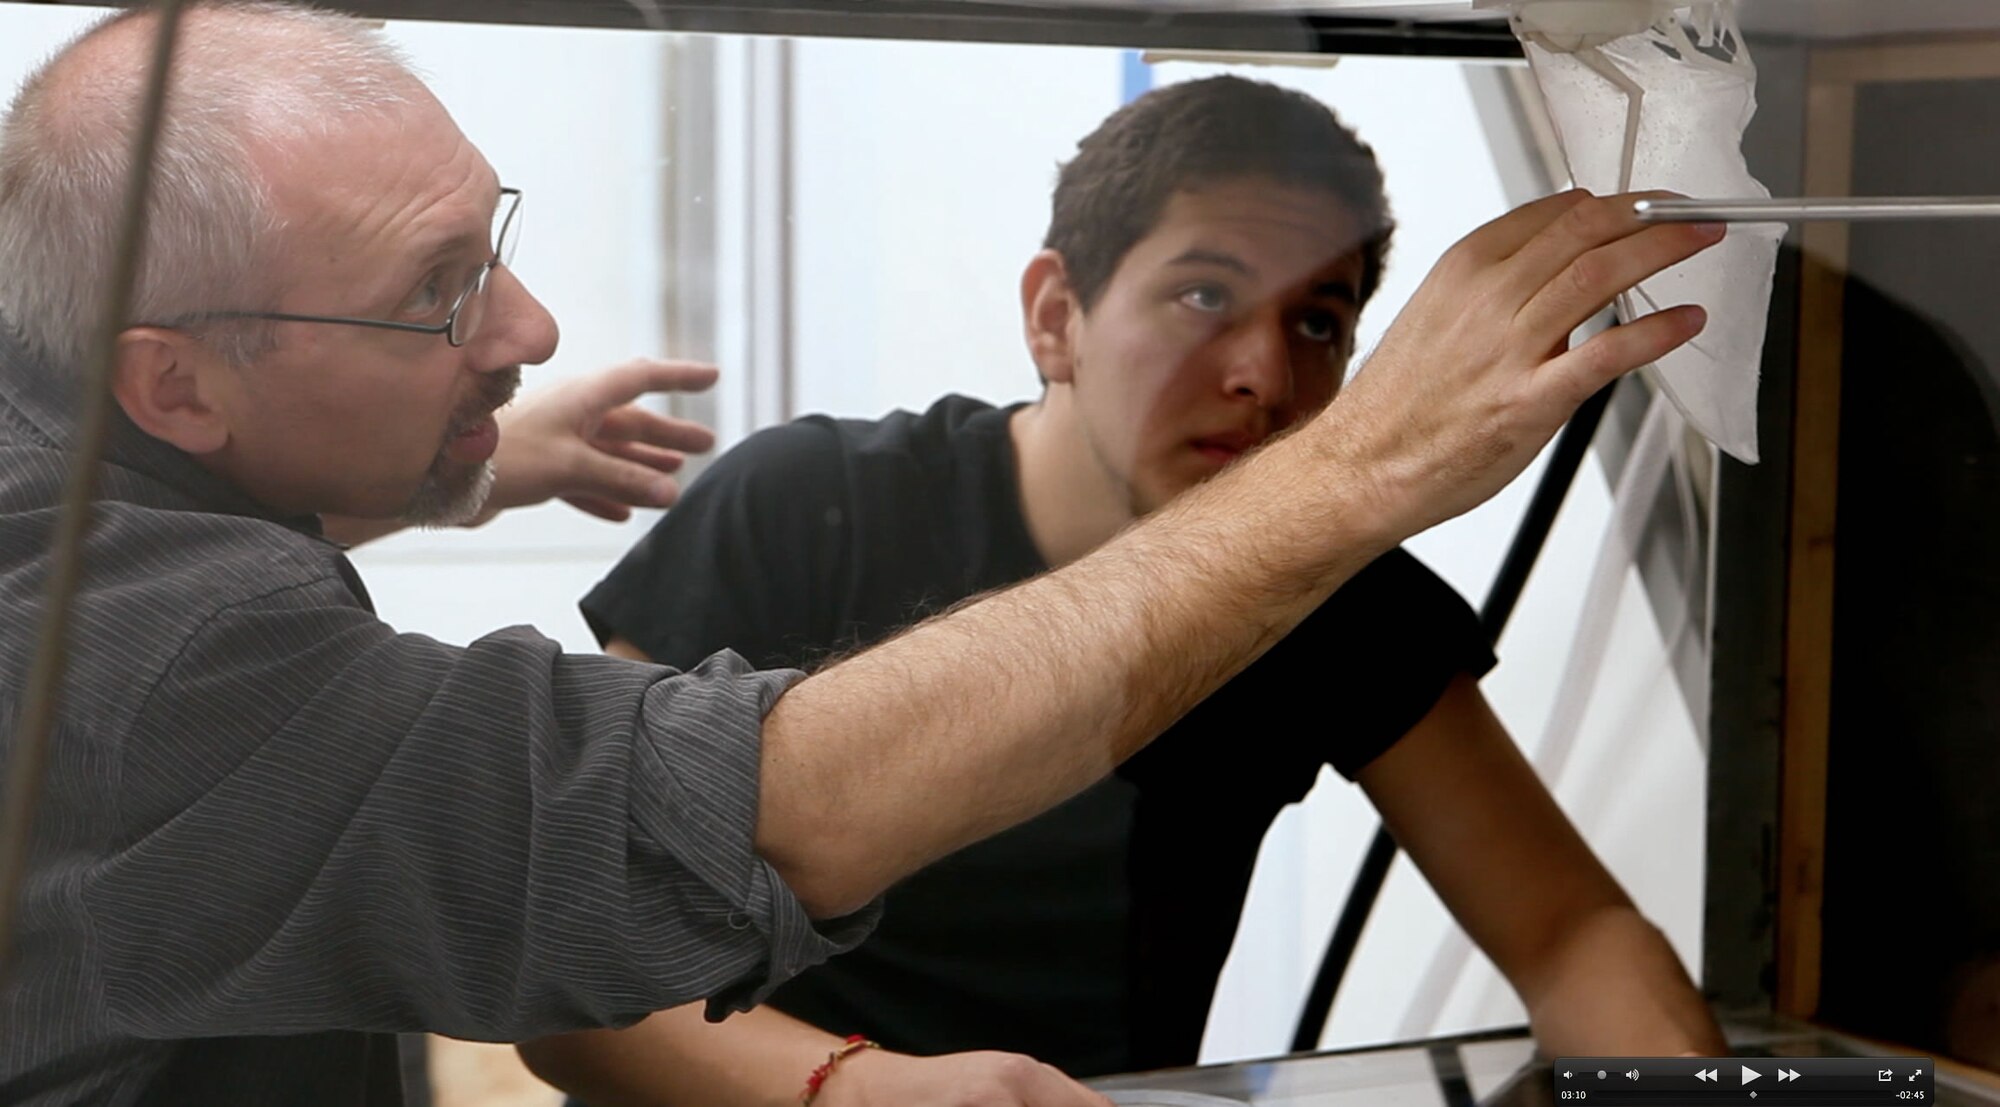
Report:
0,1,421,374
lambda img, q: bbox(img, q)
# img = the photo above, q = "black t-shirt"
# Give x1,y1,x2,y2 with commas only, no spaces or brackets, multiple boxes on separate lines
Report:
582,394,1495,1076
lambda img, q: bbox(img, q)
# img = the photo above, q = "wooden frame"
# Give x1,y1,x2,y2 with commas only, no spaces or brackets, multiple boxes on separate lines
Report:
1777,32,2000,1021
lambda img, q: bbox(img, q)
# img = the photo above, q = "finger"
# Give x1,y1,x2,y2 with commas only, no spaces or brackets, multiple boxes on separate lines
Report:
1021,1062,1117,1107
580,450,685,510
1513,221,1724,343
597,405,718,453
1453,187,1595,263
1540,304,1708,408
561,493,632,522
583,358,721,407
596,440,687,474
1502,190,1693,295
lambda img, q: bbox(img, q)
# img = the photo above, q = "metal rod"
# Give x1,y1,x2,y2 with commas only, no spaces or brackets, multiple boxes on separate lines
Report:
0,0,189,977
1635,196,2000,224
1289,381,1618,1054
1290,823,1398,1053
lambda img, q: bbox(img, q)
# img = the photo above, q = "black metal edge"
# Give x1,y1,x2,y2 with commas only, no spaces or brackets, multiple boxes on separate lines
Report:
1424,1039,1478,1107
1290,826,1399,1052
28,0,1523,58
1702,34,1807,1017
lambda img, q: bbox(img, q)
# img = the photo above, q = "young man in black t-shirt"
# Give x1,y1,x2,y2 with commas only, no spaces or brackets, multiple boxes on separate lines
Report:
522,77,1725,1107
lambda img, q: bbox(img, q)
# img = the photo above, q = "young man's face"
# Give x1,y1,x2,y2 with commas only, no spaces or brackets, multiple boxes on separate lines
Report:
202,90,560,523
1060,177,1368,517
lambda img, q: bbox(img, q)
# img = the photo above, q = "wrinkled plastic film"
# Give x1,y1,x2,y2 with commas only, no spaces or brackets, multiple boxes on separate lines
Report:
1484,0,1782,463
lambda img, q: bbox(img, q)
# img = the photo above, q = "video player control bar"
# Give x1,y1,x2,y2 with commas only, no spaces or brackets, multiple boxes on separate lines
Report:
1554,1057,1934,1103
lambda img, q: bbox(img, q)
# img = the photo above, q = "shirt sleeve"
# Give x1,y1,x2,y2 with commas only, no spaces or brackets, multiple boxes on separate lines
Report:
1297,547,1497,780
88,573,876,1043
581,418,853,672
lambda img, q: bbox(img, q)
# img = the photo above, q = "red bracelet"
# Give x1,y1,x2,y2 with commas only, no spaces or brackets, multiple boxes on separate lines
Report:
800,1034,880,1104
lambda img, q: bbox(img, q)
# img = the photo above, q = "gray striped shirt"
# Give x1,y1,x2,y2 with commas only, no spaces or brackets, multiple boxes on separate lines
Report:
0,320,876,1105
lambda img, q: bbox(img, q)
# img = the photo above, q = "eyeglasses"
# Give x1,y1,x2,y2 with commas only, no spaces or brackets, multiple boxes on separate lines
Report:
156,187,523,348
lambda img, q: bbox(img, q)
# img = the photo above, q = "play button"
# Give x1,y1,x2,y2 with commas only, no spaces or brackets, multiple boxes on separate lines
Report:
1742,1065,1763,1085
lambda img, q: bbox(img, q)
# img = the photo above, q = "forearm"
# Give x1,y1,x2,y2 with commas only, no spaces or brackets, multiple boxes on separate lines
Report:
759,425,1391,918
519,1003,840,1107
1519,905,1727,1057
1361,681,1722,1059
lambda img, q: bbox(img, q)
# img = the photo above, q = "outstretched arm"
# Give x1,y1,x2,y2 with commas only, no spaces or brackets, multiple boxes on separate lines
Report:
753,192,1726,919
322,358,718,545
1360,674,1727,1057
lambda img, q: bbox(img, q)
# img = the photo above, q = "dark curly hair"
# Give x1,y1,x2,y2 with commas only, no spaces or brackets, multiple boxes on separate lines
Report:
1044,75,1394,312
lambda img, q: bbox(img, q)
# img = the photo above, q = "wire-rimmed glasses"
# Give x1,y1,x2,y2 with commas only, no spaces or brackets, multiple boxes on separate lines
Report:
155,187,522,348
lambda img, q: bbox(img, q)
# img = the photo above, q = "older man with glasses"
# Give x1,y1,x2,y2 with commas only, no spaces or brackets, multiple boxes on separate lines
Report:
0,4,1723,1106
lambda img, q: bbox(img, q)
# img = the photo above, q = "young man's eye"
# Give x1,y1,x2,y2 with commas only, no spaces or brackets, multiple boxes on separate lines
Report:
1178,284,1231,313
1296,310,1342,344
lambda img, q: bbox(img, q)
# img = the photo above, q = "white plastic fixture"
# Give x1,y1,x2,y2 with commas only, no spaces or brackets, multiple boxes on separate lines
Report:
1479,0,1783,464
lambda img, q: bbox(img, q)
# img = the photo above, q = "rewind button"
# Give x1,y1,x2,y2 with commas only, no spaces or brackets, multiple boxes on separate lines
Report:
1695,1068,1719,1083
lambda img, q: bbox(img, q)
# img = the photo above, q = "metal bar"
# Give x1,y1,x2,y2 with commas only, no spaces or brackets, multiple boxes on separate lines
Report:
119,0,1524,58
1291,825,1399,1052
1635,196,2000,224
1425,1041,1479,1107
1289,382,1617,1053
0,0,190,976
